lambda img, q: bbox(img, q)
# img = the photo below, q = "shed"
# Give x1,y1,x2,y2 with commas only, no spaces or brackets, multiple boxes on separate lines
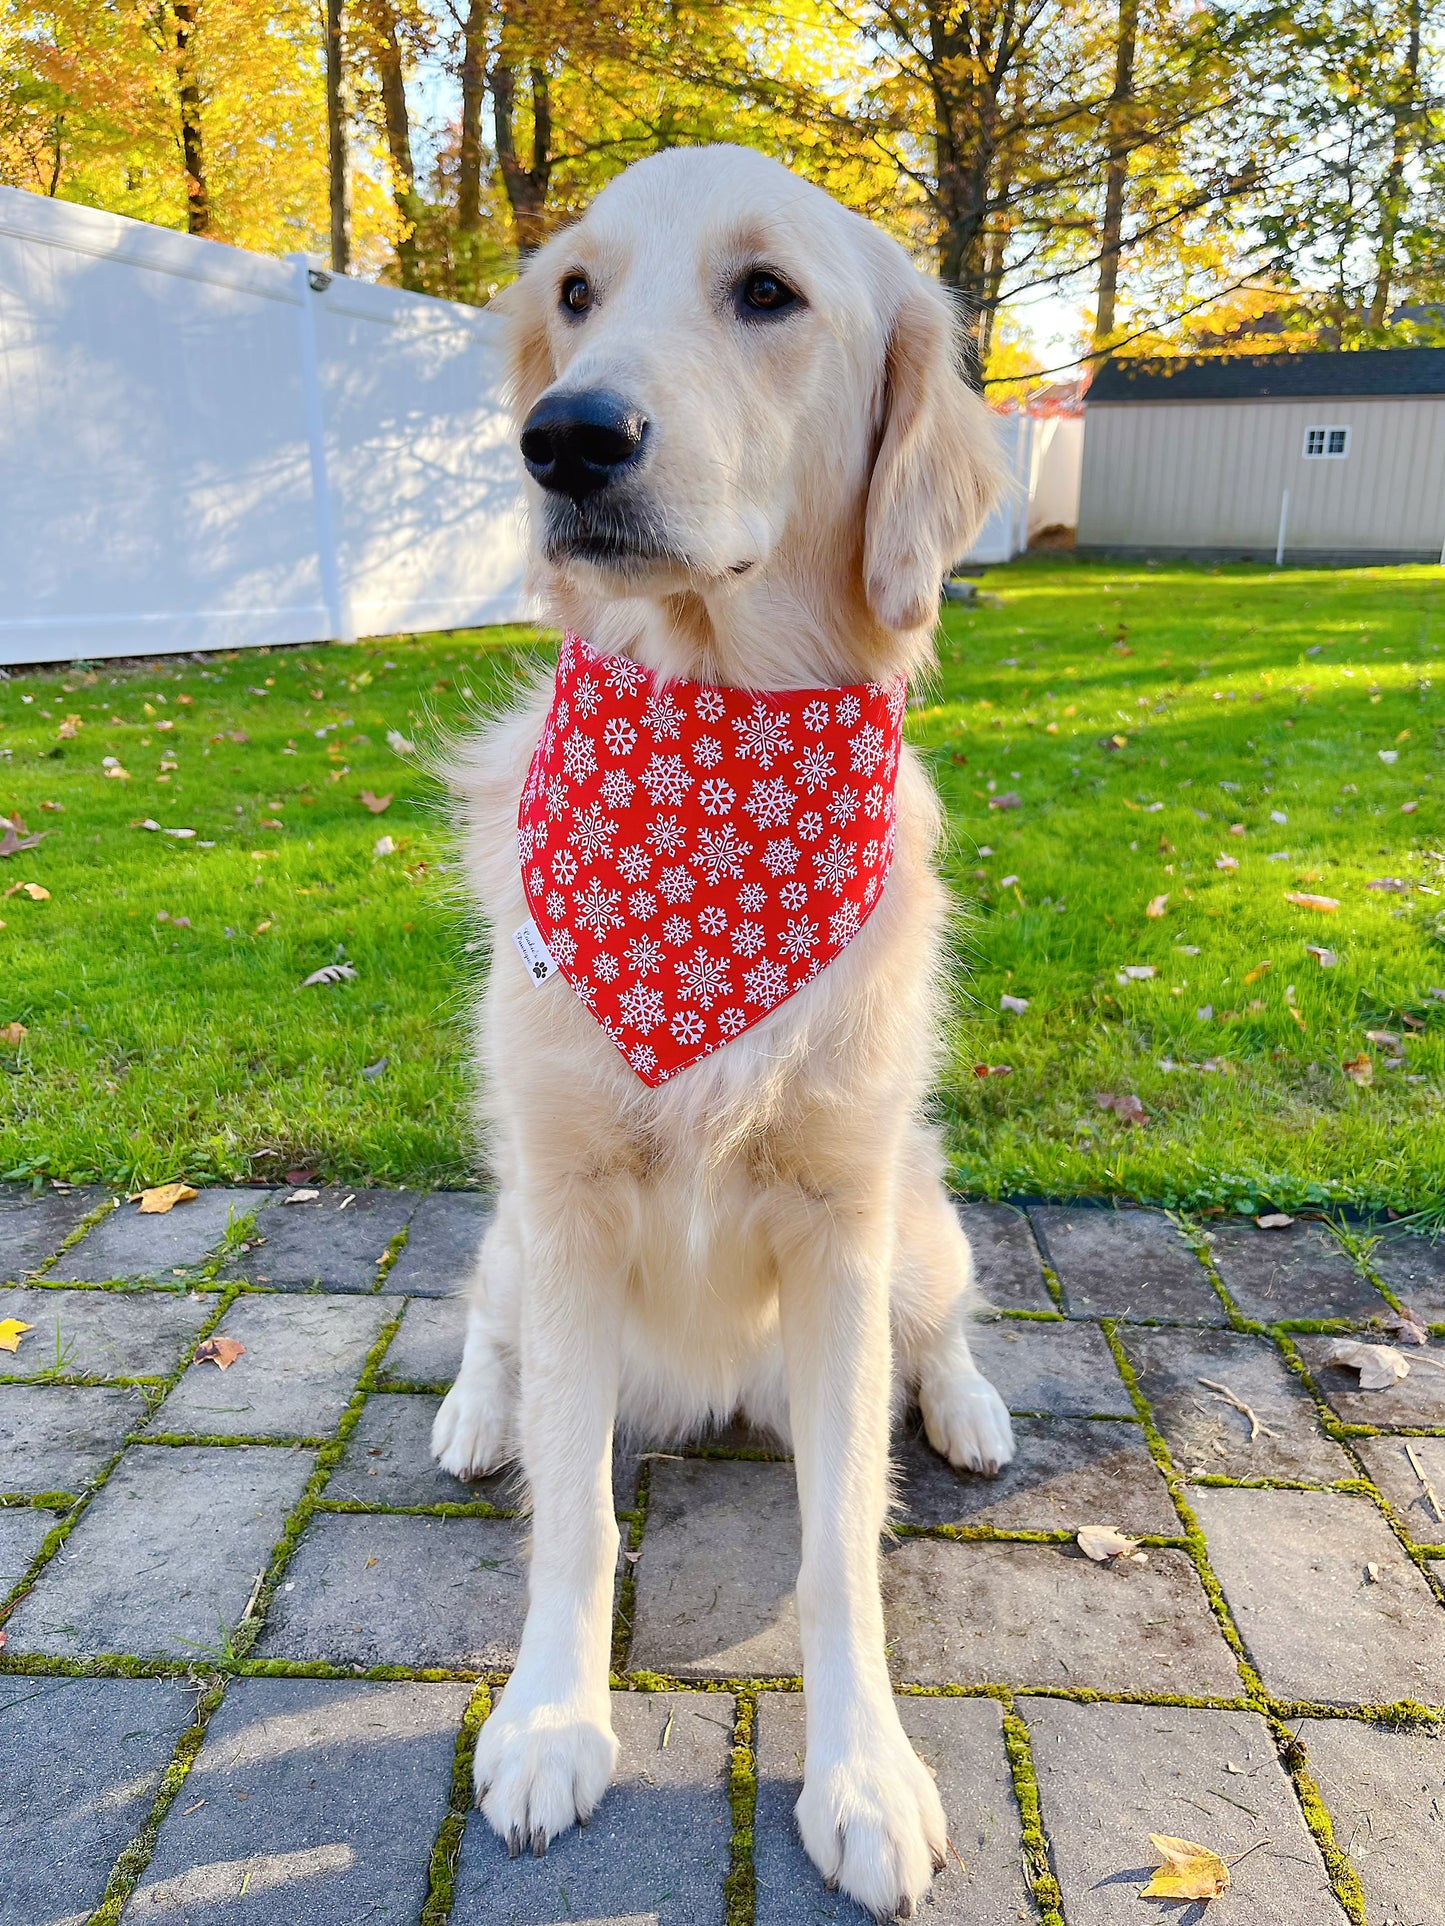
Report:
1076,349,1445,564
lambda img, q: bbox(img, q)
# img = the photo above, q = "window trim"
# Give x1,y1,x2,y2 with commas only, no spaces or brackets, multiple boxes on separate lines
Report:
1303,424,1351,459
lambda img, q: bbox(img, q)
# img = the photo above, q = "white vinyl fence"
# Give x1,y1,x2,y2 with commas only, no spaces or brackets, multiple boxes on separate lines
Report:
0,186,528,666
964,410,1083,565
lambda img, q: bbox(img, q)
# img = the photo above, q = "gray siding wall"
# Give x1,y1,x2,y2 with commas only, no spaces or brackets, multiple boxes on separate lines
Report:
1077,395,1445,556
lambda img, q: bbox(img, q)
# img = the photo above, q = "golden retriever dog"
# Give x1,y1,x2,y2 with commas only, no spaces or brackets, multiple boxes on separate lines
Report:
432,143,1015,1918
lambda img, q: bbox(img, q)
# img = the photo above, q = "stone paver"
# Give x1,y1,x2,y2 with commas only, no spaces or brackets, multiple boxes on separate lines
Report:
153,1293,391,1439
1028,1699,1346,1923
1207,1218,1387,1322
0,1185,103,1282
122,1677,469,1924
0,1504,53,1588
967,1317,1134,1416
754,1692,1034,1924
630,1457,801,1678
1354,1435,1445,1544
0,1383,146,1495
381,1191,490,1295
1028,1203,1227,1322
882,1537,1241,1695
1119,1324,1354,1483
0,1675,197,1926
377,1293,467,1385
958,1201,1052,1311
453,1691,733,1925
1190,1486,1445,1706
895,1417,1177,1533
0,1287,211,1380
1369,1231,1445,1325
1295,1333,1445,1428
330,1393,517,1509
220,1189,416,1290
1299,1716,1445,1924
258,1510,528,1668
50,1189,259,1283
6,1443,314,1659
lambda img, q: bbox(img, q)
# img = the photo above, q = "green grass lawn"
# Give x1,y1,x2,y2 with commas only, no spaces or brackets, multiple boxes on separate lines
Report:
2,557,1443,1216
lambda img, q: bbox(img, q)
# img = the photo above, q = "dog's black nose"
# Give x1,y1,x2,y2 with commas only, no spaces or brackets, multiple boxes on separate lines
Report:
520,390,649,501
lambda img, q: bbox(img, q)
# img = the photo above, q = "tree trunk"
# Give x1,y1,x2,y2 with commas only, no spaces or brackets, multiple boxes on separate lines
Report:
457,0,488,236
47,115,64,196
927,5,1005,389
173,1,209,235
325,0,350,274
1094,0,1139,349
1367,0,1421,330
371,0,423,290
492,56,552,254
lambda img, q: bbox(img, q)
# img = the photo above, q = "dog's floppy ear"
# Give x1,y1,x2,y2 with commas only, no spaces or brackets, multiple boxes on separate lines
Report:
491,267,556,426
863,279,1002,633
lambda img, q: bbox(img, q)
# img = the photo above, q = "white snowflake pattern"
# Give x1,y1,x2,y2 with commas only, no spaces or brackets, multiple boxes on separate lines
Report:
604,654,648,696
628,888,658,920
658,864,695,904
643,692,683,739
802,698,831,733
630,1042,657,1073
551,850,578,886
795,810,824,842
744,957,790,1007
762,838,799,877
795,744,835,793
717,1008,747,1038
555,697,570,732
557,636,576,675
545,889,565,921
600,768,635,810
730,920,766,959
693,824,752,886
738,884,767,913
864,784,886,818
697,904,729,937
670,1009,706,1046
530,818,550,852
662,915,691,946
780,916,819,959
862,840,880,870
746,776,795,830
528,866,545,894
698,777,736,817
549,928,577,967
619,983,665,1033
694,688,726,722
812,835,857,896
603,716,638,758
693,736,723,770
885,678,907,724
641,753,692,805
828,787,860,826
648,814,687,856
570,803,618,864
830,901,863,945
546,775,569,820
573,675,600,718
624,933,663,976
838,692,861,727
617,844,652,884
863,874,880,904
562,728,597,782
732,704,793,770
574,878,624,938
676,948,731,1009
779,880,808,911
518,821,538,863
594,951,619,982
850,722,885,775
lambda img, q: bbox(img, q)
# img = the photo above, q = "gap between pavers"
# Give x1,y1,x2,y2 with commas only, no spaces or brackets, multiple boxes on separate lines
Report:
120,1676,470,1924
1368,1231,1445,1325
0,1186,105,1284
1352,1434,1445,1545
329,1393,518,1509
0,1506,54,1590
1297,1716,1445,1924
1204,1219,1389,1323
1028,1202,1227,1323
375,1294,467,1386
0,1288,212,1382
1026,1698,1348,1923
754,1692,1036,1924
0,1383,147,1497
380,1192,491,1296
218,1190,416,1292
1294,1333,1445,1428
450,1691,735,1926
967,1317,1134,1417
47,1189,260,1284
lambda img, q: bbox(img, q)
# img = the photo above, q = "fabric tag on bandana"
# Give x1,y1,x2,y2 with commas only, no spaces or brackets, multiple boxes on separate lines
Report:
512,917,559,986
516,633,906,1085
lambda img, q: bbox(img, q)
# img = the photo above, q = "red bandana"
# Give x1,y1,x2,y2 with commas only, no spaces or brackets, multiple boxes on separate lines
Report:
516,634,906,1085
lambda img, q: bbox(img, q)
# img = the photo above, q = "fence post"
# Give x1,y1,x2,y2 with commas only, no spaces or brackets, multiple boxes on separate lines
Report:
1275,488,1290,569
292,253,352,642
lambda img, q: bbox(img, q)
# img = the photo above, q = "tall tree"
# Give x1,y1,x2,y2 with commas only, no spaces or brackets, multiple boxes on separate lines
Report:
1093,0,1138,348
325,0,350,272
172,0,208,234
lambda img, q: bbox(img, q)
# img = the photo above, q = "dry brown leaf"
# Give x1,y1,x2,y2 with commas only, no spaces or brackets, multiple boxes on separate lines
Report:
194,1335,246,1371
1145,893,1169,918
1077,1525,1146,1562
0,1318,32,1354
972,1063,1013,1078
1286,892,1340,911
138,1182,198,1215
1143,1835,1231,1901
1384,1309,1429,1347
1305,945,1338,967
56,714,82,738
987,791,1022,811
0,1022,27,1047
0,815,46,858
1364,1030,1401,1048
1096,1091,1149,1126
1342,1053,1374,1086
1325,1339,1409,1390
1256,1212,1293,1229
299,963,358,989
359,790,393,814
1242,960,1272,984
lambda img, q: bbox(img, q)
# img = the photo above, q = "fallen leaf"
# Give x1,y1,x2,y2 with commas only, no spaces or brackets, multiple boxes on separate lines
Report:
1242,961,1272,984
1305,946,1338,967
299,963,358,988
1384,1309,1429,1347
1366,878,1411,893
1286,893,1339,911
1077,1524,1145,1562
362,1057,389,1079
194,1336,245,1371
1117,965,1156,983
1146,894,1169,918
1342,1053,1374,1086
1096,1091,1149,1126
20,883,49,901
1229,822,1246,836
387,729,416,755
0,1022,26,1046
138,1182,198,1214
1402,800,1418,814
56,714,82,738
1215,853,1239,871
0,815,46,858
972,1064,1013,1077
987,791,1022,811
1379,748,1399,764
0,1317,32,1353
1256,1212,1293,1229
1325,1339,1409,1390
373,835,397,858
1365,1030,1401,1048
39,800,63,812
1288,1005,1308,1029
103,761,130,780
359,791,393,814
1000,994,1030,1013
281,1187,320,1204
1143,1834,1231,1902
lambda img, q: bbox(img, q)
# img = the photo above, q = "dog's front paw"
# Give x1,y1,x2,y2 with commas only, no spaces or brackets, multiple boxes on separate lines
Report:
474,1690,618,1855
432,1374,514,1481
796,1724,947,1919
920,1369,1015,1477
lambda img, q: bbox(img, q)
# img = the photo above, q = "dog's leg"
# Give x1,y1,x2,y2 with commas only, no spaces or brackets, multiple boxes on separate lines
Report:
432,1201,521,1480
776,1188,947,1920
472,1190,622,1853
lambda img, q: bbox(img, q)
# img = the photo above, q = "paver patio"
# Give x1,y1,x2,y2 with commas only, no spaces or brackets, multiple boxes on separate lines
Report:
0,1184,1441,1924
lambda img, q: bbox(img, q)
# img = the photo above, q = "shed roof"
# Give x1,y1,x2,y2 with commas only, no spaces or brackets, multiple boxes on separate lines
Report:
1087,348,1445,403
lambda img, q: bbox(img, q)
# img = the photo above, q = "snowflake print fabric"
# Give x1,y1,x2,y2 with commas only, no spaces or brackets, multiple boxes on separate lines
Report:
518,634,905,1086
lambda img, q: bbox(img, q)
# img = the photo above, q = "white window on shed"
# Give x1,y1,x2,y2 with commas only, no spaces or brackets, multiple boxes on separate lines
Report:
1303,425,1350,458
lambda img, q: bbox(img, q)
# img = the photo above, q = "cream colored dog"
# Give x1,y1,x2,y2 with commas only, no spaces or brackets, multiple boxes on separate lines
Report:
433,143,1015,1919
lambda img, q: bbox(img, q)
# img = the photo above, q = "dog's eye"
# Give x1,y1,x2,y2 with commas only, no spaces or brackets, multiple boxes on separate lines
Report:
560,274,591,316
738,270,799,317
